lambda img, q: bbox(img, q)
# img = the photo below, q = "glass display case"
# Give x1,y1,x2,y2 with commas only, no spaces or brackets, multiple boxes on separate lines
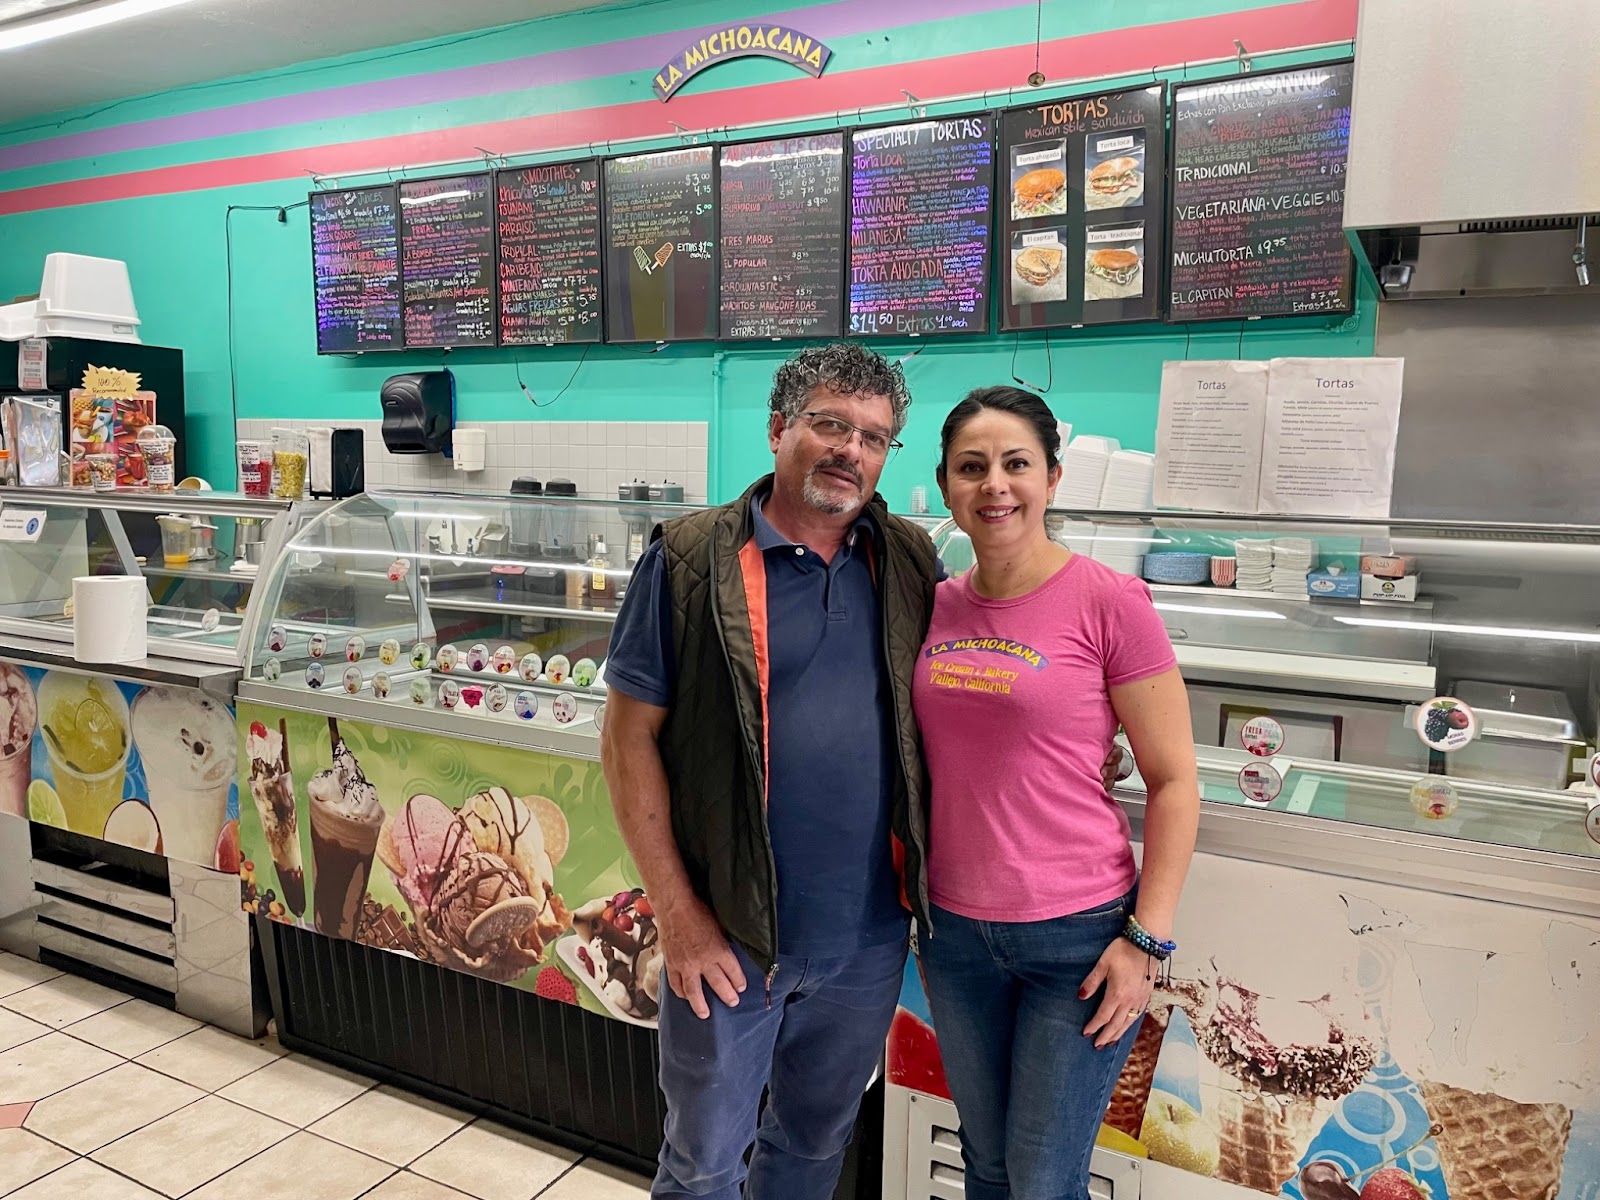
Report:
931,507,1600,862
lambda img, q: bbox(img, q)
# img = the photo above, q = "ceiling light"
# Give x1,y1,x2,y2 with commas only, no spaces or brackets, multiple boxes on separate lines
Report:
0,0,203,53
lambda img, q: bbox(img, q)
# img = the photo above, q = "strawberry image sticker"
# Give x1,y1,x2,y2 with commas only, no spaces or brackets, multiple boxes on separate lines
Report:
1240,715,1285,757
1415,697,1476,752
1408,778,1458,821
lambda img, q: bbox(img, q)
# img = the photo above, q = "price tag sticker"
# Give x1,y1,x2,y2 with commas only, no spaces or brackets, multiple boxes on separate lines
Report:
0,509,47,543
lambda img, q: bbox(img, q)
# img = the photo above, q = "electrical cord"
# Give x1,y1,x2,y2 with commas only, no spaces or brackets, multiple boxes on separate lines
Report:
225,200,308,435
517,342,592,407
1010,329,1053,394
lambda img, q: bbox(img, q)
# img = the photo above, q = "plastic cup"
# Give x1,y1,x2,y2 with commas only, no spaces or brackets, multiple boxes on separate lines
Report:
273,451,307,500
88,453,116,492
158,517,193,566
237,441,270,497
140,435,176,494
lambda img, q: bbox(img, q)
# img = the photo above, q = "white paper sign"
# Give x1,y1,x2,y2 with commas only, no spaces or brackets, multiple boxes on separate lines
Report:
0,509,47,543
1259,357,1404,519
17,340,46,392
1153,360,1270,513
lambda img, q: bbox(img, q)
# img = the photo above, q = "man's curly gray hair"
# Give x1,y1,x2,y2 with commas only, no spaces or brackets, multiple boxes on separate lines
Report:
768,342,912,437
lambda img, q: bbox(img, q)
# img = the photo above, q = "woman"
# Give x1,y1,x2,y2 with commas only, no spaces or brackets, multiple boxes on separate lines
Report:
913,386,1200,1200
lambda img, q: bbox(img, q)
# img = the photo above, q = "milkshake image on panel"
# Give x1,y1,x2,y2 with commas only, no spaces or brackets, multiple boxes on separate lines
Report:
307,716,385,938
246,717,306,916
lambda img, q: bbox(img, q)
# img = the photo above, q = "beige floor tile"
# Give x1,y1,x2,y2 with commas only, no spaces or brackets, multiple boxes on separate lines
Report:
540,1160,651,1199
64,999,201,1060
25,1061,205,1153
4,1158,164,1199
0,1032,121,1105
217,1053,373,1126
1,973,129,1029
134,1025,285,1092
183,1131,393,1200
307,1084,471,1166
0,1128,76,1195
359,1174,474,1200
0,1005,50,1053
90,1094,293,1198
0,953,61,999
410,1121,579,1200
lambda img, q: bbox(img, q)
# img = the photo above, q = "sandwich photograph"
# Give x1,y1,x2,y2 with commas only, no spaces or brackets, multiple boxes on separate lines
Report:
1010,142,1068,218
1084,222,1145,301
1084,131,1145,210
1009,233,1068,303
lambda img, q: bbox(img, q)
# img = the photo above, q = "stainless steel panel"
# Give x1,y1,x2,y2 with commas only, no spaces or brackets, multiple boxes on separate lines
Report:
169,859,256,1038
31,859,175,923
0,636,242,701
1186,681,1426,772
0,814,36,955
1453,680,1579,740
35,923,178,992
1362,226,1600,300
34,895,176,959
0,485,292,520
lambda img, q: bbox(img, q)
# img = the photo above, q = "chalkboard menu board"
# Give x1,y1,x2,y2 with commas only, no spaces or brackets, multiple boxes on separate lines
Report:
496,161,603,345
310,186,402,354
603,147,717,343
718,134,845,341
1169,62,1355,321
399,173,497,347
1000,85,1167,331
849,116,995,337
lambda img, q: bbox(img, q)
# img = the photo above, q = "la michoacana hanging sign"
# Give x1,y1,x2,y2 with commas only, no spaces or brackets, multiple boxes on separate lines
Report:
652,23,832,101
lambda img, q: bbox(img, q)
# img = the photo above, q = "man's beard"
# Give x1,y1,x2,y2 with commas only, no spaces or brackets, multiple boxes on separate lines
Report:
802,457,865,516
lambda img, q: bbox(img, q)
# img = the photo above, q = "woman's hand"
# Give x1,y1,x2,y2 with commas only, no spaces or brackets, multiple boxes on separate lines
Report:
1079,936,1156,1050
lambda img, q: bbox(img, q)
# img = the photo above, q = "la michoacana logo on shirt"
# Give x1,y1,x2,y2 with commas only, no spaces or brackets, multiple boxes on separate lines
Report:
925,638,1049,697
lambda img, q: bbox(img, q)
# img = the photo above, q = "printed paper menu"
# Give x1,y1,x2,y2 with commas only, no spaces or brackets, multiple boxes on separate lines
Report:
310,186,402,353
497,161,603,345
1259,357,1404,519
399,174,496,347
1154,360,1270,513
603,147,717,343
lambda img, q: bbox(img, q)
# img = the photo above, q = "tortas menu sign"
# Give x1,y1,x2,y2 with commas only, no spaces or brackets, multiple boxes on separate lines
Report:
718,134,846,340
603,147,717,342
1000,85,1167,331
849,116,995,337
496,161,603,345
310,186,402,354
399,173,497,347
1169,62,1356,321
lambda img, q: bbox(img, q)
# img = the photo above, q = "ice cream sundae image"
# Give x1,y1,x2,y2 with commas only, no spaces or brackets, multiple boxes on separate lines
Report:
378,787,571,983
565,889,662,1022
307,718,385,938
1298,1123,1444,1200
246,718,305,916
0,664,38,819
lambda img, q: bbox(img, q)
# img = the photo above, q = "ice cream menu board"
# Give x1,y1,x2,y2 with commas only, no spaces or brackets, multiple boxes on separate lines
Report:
603,147,717,342
496,161,603,346
399,173,497,347
849,116,995,337
718,134,845,340
1000,85,1167,330
1169,62,1355,321
310,186,401,354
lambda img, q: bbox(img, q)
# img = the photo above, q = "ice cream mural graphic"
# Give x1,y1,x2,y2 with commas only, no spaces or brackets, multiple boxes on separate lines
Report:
888,855,1600,1197
0,662,241,870
236,701,659,1025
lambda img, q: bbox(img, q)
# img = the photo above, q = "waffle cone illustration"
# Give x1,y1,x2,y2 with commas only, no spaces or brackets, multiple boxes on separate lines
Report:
1420,1081,1571,1200
1215,1085,1317,1191
1106,1008,1169,1137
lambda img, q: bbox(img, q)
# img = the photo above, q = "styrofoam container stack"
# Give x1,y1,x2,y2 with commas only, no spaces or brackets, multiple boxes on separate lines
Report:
0,253,141,343
1098,450,1155,510
1053,435,1120,509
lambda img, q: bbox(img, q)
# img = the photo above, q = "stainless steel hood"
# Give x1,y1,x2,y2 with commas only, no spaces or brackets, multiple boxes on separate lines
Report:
1343,0,1600,299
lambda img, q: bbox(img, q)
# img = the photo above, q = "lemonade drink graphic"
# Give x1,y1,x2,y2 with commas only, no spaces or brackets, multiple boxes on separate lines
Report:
131,687,238,866
38,672,130,837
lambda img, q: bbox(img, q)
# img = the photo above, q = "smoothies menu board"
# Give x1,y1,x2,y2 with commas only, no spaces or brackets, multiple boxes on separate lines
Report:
399,173,497,347
1169,62,1355,321
497,161,603,345
1000,85,1167,330
849,116,995,337
718,134,845,340
310,186,402,354
603,147,717,342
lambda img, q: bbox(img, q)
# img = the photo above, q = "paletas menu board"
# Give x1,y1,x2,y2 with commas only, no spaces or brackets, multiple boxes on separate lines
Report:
399,173,497,347
603,147,717,343
1169,62,1356,321
1000,85,1167,330
849,116,995,337
718,134,846,341
310,186,402,354
497,161,603,345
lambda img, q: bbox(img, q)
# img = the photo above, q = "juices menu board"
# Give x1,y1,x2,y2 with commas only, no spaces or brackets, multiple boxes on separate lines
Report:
310,186,402,354
399,173,497,347
718,134,846,340
497,161,603,345
849,116,995,337
1000,85,1167,330
1169,62,1355,321
603,147,717,343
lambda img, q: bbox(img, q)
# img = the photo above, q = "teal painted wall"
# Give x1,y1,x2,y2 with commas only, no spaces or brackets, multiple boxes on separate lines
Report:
0,0,1368,506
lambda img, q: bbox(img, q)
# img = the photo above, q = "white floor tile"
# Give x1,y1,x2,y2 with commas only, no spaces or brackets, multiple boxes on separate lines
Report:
183,1131,393,1200
307,1084,471,1167
360,1172,474,1200
0,1128,76,1195
91,1094,293,1198
218,1053,373,1126
134,1025,285,1092
1,973,129,1029
0,1006,50,1053
410,1121,578,1200
25,1061,205,1154
64,999,200,1060
539,1160,651,1199
0,1032,121,1105
3,1157,164,1199
0,954,61,1000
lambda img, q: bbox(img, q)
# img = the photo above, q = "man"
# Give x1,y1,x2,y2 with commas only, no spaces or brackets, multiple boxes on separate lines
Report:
602,341,935,1199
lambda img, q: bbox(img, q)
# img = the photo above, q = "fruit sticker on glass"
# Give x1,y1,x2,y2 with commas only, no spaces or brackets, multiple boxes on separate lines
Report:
552,693,578,724
345,636,366,663
387,558,410,583
342,667,363,695
546,655,571,685
267,625,287,653
1409,778,1459,821
486,684,508,714
1240,715,1285,758
514,691,539,721
1586,796,1600,847
307,632,328,660
1084,222,1144,302
262,658,282,683
466,644,490,674
1416,697,1476,752
1237,760,1282,806
1589,752,1599,790
439,680,461,709
305,662,325,690
436,645,459,673
373,673,391,700
491,646,517,675
518,653,543,684
459,685,485,711
573,658,598,688
593,702,606,736
409,678,431,706
200,608,220,634
378,639,401,666
410,643,432,670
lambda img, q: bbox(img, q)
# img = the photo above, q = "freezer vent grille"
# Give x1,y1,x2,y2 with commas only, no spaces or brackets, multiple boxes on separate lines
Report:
1454,216,1597,234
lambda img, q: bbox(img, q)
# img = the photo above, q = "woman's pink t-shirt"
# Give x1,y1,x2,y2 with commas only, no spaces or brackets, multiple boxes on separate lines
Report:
913,553,1176,923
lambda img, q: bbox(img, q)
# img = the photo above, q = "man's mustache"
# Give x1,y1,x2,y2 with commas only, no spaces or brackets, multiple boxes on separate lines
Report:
809,457,863,488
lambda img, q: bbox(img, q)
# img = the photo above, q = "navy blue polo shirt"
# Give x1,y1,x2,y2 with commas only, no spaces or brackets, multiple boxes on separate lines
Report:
605,492,908,956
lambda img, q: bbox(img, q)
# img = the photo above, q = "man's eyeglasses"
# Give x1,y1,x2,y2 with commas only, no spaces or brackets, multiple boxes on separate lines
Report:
795,412,903,462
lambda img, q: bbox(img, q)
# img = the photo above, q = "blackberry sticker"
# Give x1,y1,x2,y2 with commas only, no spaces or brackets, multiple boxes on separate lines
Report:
267,625,287,653
1237,761,1282,806
1240,716,1285,758
1416,697,1476,752
466,644,490,673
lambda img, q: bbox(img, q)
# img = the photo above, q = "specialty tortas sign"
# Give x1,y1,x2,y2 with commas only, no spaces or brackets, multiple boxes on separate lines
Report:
652,23,831,100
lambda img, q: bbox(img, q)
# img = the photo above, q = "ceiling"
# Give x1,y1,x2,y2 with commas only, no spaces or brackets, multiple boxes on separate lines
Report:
0,0,617,127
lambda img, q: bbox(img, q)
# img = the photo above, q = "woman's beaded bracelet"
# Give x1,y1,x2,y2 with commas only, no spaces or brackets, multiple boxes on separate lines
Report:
1122,915,1176,961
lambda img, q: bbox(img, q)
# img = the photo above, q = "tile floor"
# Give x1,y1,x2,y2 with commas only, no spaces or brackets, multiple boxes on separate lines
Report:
0,952,650,1200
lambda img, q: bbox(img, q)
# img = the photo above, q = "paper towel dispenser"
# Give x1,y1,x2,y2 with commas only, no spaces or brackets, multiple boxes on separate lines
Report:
381,370,455,455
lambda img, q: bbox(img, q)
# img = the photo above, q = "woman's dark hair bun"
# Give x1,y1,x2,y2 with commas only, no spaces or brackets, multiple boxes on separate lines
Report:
937,386,1061,472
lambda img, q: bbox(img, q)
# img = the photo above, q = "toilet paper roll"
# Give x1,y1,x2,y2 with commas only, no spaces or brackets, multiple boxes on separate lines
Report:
73,576,149,664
